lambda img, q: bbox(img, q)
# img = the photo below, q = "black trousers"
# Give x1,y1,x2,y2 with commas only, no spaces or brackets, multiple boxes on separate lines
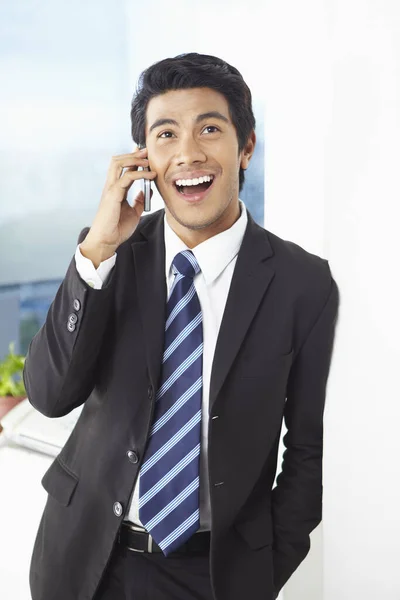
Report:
94,542,215,600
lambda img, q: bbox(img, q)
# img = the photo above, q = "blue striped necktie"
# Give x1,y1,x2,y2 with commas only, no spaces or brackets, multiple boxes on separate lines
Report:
138,250,203,556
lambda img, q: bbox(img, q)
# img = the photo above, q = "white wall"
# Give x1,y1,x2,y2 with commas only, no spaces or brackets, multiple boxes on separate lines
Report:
265,1,400,599
323,1,400,598
263,2,330,598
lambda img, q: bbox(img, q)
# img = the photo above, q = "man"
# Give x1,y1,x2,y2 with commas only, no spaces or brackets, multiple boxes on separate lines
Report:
24,52,339,600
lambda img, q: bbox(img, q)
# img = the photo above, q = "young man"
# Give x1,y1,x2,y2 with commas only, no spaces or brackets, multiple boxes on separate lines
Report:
25,53,339,600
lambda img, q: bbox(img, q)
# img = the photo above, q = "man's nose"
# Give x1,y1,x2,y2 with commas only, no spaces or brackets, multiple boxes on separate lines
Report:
175,135,207,165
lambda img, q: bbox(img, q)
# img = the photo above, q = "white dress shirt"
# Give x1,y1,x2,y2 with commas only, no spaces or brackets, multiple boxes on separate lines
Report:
74,200,248,531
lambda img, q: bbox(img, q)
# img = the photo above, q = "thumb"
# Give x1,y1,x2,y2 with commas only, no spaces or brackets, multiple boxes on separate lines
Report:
132,189,145,206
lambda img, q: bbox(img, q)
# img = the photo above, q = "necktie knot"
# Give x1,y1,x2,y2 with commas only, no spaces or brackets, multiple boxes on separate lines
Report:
172,250,201,279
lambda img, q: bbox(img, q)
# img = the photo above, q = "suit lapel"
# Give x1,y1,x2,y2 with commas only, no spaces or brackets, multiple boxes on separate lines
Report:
131,208,275,411
131,211,167,390
209,210,275,412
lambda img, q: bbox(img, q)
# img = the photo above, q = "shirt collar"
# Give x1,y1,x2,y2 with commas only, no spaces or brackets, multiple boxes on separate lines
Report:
164,199,248,286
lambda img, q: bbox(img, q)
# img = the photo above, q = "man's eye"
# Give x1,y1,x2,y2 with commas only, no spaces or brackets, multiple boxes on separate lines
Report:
203,126,219,134
159,131,174,138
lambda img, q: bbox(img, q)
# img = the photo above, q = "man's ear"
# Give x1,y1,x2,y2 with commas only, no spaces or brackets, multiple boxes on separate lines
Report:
240,130,256,170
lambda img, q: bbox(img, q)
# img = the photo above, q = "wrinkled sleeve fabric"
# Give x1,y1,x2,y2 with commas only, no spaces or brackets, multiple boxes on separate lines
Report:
23,228,117,418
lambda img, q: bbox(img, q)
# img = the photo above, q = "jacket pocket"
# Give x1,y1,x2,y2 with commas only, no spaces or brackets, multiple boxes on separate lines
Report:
41,456,79,507
234,514,273,550
237,348,294,379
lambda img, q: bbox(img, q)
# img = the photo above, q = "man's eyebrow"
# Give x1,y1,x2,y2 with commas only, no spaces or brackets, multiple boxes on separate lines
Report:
149,111,230,134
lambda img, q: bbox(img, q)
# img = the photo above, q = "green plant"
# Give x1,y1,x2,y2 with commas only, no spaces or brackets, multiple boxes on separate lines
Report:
0,342,26,397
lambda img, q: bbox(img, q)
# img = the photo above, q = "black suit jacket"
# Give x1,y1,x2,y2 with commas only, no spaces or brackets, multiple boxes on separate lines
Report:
24,207,339,600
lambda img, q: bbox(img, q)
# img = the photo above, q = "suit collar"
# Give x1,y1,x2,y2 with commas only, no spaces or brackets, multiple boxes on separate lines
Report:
163,199,248,286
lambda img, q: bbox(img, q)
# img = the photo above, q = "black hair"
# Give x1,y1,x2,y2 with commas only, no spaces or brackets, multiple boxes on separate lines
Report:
130,52,256,192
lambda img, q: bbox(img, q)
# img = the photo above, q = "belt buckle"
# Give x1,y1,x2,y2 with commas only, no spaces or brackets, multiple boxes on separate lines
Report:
123,522,154,553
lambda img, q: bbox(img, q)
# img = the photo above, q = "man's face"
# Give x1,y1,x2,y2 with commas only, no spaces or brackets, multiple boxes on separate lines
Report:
144,87,255,243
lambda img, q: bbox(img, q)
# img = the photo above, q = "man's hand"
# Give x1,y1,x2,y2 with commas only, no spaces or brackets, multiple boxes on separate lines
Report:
80,147,157,267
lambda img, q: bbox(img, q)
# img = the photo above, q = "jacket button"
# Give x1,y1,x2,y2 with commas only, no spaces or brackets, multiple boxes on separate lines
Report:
68,313,78,324
113,502,123,517
126,450,139,464
67,322,76,333
148,385,153,400
73,299,81,311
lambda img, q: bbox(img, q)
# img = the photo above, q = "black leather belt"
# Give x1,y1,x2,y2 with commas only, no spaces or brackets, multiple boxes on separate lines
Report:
119,522,210,555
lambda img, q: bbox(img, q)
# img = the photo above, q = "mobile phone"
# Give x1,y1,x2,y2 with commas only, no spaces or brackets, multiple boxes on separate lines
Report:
137,144,151,211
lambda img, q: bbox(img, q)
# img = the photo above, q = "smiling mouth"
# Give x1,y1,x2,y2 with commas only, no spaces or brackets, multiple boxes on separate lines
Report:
173,176,216,203
175,180,213,195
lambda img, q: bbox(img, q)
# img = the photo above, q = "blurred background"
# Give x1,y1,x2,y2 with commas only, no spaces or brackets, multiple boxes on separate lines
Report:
0,0,265,358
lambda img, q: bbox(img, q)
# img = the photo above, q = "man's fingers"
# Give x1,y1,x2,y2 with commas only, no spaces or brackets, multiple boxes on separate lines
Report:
107,158,149,184
106,148,149,184
117,169,157,192
120,189,145,214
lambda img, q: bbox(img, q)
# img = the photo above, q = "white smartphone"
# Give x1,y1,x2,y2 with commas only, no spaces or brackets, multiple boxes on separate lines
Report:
138,143,151,211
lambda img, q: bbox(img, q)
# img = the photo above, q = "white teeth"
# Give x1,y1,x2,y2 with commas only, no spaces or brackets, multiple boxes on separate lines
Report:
175,175,214,187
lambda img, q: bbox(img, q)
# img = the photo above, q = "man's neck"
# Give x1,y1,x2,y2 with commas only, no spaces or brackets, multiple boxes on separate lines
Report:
165,201,242,249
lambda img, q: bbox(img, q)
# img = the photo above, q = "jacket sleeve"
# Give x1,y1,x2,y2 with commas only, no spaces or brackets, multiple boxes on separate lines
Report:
271,266,340,595
23,227,116,418
75,242,117,289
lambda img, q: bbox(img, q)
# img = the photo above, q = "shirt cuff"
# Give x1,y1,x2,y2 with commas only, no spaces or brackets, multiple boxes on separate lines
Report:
75,244,117,289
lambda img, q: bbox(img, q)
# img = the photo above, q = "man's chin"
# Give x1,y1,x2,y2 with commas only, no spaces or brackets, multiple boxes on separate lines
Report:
166,206,216,231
